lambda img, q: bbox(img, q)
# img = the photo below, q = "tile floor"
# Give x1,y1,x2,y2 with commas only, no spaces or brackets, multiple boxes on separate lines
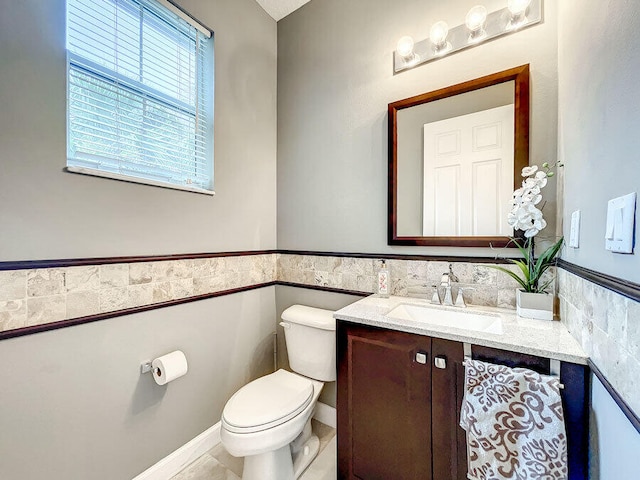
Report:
170,420,336,480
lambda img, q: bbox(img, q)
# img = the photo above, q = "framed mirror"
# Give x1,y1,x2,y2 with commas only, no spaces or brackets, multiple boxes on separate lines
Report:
388,64,529,247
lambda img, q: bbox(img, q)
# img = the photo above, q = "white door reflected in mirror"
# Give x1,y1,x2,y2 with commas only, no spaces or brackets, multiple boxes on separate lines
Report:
422,105,514,237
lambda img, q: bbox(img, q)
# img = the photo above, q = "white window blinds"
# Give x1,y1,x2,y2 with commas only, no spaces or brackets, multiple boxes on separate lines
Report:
66,0,214,193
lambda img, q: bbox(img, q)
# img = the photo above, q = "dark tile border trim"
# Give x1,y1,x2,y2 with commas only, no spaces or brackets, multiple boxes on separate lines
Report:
589,359,640,435
0,249,516,271
278,250,513,264
558,259,640,303
0,250,278,271
277,281,370,298
0,282,277,341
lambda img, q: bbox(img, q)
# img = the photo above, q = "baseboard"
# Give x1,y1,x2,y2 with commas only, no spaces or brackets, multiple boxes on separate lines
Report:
132,423,221,480
313,402,336,429
131,404,334,480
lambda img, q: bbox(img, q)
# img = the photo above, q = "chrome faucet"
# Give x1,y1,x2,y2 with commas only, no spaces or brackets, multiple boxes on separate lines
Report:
440,274,454,306
437,264,459,306
430,264,475,307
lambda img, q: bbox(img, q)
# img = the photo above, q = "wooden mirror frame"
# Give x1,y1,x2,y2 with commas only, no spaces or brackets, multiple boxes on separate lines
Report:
388,64,530,247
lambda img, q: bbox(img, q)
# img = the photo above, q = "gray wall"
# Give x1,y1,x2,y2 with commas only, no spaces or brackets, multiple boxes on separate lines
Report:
0,0,278,478
557,1,640,476
0,0,277,261
590,377,640,480
558,0,640,284
277,0,559,256
0,288,276,479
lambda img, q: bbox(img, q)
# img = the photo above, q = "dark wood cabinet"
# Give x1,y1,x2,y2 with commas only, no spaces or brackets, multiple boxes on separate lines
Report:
336,322,433,479
337,320,589,480
430,336,467,480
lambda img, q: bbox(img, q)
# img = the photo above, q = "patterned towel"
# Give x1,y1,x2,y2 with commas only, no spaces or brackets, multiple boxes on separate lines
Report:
459,359,568,480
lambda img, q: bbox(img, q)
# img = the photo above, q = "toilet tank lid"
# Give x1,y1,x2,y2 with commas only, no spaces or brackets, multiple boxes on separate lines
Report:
281,305,335,331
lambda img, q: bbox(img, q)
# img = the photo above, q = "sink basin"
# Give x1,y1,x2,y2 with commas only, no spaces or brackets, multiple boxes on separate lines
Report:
386,303,503,334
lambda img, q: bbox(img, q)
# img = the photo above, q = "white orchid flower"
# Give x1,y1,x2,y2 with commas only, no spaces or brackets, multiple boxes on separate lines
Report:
498,163,563,295
513,195,527,206
534,171,548,188
533,217,547,230
530,194,543,205
509,165,554,237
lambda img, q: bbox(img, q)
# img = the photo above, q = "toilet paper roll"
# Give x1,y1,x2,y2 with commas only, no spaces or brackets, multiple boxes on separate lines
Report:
152,350,188,386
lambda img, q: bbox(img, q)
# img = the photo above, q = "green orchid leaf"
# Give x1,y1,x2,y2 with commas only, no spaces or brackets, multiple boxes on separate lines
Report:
508,259,531,283
487,265,528,291
533,237,564,280
511,237,530,260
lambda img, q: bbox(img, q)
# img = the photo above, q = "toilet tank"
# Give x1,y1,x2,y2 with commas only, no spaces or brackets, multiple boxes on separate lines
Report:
281,305,336,382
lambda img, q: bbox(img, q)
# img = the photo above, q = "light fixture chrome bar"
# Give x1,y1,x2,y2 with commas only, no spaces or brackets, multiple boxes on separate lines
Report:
394,0,543,74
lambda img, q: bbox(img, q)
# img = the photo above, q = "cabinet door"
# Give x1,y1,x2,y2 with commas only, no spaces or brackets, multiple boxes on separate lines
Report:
431,338,467,480
337,322,432,480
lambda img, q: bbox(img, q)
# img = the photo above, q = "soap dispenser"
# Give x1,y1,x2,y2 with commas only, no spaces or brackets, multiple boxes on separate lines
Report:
377,260,390,298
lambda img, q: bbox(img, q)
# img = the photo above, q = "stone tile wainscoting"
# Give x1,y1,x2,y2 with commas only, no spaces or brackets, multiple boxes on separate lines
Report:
0,251,530,336
0,254,276,333
558,268,640,416
277,253,550,309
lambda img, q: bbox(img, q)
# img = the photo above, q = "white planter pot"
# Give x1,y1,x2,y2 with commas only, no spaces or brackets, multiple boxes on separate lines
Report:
516,289,554,320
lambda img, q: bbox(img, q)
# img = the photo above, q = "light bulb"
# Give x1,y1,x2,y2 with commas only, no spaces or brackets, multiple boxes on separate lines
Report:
465,5,488,32
508,0,532,17
396,36,415,58
429,21,449,47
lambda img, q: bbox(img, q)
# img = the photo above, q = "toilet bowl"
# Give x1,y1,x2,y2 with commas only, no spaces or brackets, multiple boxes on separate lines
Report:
220,305,336,480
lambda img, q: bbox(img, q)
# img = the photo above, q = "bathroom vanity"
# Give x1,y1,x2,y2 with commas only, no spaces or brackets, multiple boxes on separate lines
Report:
335,296,589,480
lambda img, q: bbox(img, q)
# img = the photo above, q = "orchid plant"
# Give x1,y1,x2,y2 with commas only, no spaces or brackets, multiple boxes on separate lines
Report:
492,162,564,294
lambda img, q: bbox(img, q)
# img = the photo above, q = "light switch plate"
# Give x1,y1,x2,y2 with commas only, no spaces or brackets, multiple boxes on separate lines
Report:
605,192,636,254
569,210,581,248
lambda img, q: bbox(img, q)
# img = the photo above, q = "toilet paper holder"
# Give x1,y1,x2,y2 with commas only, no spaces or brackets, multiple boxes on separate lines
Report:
140,361,153,374
141,350,189,386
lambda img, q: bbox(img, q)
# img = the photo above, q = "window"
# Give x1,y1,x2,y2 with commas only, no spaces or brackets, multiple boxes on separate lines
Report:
66,0,214,193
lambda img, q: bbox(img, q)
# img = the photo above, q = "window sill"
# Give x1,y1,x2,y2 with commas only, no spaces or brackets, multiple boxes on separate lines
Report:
65,166,215,196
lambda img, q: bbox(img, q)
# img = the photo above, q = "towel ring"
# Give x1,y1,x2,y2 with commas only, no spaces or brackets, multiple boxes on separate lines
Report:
463,343,564,389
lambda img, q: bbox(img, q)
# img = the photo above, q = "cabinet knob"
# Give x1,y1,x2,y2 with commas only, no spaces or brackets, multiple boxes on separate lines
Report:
415,352,428,364
434,356,447,369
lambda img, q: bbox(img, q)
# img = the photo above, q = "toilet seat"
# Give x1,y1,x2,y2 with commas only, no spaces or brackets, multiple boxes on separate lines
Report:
222,370,314,434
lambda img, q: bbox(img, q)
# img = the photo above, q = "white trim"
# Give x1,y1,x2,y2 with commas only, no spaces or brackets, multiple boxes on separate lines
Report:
156,0,212,37
313,402,336,429
66,166,215,196
131,423,221,480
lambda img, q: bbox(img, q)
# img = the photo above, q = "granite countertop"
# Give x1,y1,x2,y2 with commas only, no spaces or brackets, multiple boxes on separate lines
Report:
334,295,588,365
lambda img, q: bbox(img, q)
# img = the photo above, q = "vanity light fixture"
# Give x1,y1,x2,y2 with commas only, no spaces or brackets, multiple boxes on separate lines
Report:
507,0,532,29
465,5,488,43
393,0,542,73
508,0,532,17
429,21,451,55
396,35,415,57
396,36,420,67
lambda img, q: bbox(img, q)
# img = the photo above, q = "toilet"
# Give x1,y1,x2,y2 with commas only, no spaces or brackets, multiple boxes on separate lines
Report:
220,305,336,480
